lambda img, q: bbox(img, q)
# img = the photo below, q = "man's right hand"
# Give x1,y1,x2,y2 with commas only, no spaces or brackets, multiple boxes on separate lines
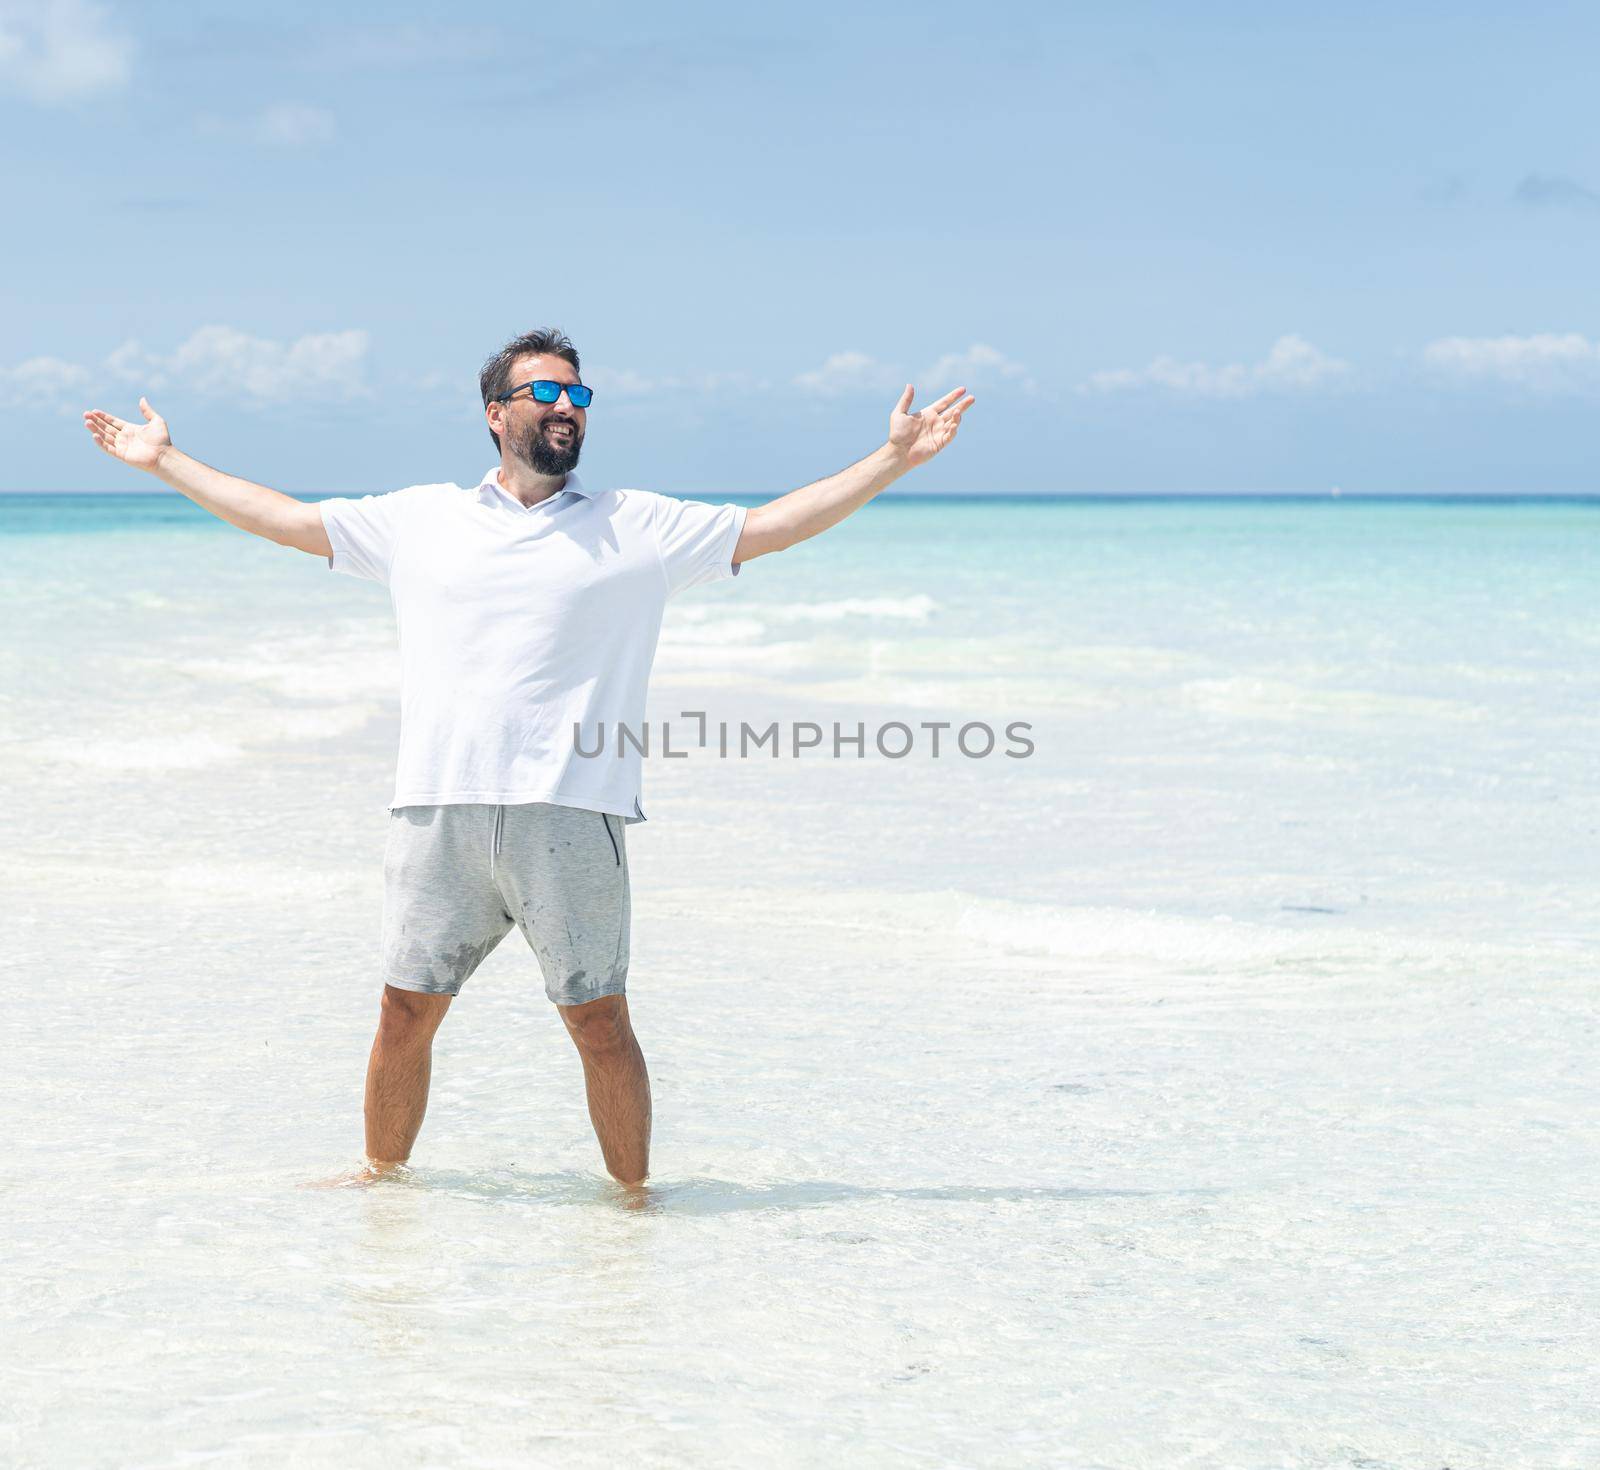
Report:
77,399,327,555
82,397,171,473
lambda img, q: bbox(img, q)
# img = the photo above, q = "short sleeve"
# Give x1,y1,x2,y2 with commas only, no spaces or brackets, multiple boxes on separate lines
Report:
318,488,417,585
652,494,748,596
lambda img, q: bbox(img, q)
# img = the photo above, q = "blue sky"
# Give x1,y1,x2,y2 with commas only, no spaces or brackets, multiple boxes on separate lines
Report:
3,0,1598,494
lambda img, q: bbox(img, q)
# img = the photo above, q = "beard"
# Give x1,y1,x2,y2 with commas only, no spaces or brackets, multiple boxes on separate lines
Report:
512,415,584,475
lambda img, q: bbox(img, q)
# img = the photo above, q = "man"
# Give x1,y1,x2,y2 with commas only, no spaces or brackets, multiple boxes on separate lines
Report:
82,328,976,1189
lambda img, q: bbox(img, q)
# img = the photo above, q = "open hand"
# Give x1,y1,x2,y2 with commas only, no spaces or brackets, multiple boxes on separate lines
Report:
82,397,170,472
887,384,976,470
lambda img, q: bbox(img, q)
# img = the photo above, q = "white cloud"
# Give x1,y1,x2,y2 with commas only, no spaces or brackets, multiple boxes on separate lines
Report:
103,339,161,386
1254,334,1348,389
1421,332,1600,391
165,326,370,400
195,103,337,148
920,342,1036,394
1084,334,1349,398
795,345,1033,399
794,350,903,398
1086,360,1247,396
584,366,770,401
1,356,89,408
6,326,372,410
696,369,769,394
586,366,663,400
0,0,132,104
255,101,336,147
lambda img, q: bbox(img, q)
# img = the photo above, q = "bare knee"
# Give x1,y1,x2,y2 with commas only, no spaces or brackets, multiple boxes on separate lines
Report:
378,983,452,1042
559,994,632,1056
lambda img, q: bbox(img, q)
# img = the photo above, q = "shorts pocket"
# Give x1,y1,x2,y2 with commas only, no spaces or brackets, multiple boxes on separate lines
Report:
600,811,621,866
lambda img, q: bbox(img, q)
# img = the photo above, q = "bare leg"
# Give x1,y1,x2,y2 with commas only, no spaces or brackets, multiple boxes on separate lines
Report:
559,994,651,1186
364,983,454,1170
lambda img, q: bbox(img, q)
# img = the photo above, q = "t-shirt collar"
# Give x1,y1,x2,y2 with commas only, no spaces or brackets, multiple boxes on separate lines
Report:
476,465,591,508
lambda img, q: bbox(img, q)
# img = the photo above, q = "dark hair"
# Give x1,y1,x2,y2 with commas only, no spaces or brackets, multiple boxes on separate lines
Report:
479,329,582,452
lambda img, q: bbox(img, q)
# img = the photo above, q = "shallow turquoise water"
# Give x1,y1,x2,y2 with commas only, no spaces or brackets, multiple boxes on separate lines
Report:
2,491,1597,1467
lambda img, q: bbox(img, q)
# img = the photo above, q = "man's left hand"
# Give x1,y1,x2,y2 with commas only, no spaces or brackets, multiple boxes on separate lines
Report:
887,384,976,469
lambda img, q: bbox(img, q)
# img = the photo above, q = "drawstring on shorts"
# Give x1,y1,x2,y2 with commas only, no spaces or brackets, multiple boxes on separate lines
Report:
490,803,504,879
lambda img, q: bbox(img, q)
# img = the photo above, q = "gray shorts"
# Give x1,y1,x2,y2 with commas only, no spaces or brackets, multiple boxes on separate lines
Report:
381,802,630,1006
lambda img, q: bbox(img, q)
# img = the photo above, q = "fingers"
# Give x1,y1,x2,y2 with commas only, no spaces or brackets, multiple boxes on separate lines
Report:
138,396,155,421
931,385,967,412
81,410,125,456
896,384,914,413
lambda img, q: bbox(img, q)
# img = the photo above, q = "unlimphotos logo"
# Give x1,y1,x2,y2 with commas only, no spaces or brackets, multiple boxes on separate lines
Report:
573,713,1036,760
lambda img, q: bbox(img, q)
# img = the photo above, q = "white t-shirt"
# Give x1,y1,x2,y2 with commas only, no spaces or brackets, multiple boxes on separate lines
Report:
318,465,748,823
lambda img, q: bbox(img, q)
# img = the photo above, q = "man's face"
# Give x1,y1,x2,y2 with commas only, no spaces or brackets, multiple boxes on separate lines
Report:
493,353,587,474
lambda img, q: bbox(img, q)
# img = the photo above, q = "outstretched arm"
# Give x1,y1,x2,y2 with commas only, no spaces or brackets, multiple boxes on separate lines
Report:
81,398,331,556
733,383,976,562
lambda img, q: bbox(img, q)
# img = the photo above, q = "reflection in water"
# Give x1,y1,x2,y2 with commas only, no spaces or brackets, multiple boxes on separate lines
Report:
336,1169,661,1381
335,1166,1219,1215
342,1188,445,1359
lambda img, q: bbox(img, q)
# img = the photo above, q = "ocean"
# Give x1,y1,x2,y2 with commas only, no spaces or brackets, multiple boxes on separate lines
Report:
3,489,1596,1467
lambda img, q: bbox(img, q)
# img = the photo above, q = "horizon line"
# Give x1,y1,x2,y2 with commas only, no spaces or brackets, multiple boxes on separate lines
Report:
5,488,1599,504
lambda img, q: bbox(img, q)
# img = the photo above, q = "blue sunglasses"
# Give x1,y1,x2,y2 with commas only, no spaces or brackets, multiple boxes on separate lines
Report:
496,378,594,408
